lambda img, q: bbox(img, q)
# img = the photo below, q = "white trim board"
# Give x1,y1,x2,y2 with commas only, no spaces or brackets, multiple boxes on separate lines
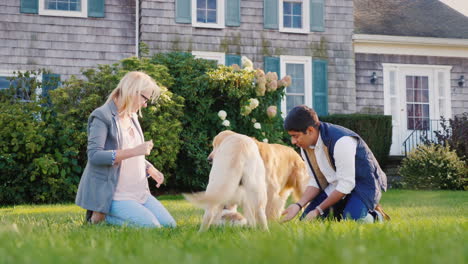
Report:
354,34,468,58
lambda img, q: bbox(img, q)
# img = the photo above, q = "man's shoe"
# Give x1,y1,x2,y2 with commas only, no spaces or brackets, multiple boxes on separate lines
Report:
375,204,391,221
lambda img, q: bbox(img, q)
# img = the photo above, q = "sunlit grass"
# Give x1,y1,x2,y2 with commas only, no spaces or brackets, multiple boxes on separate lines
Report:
0,190,466,264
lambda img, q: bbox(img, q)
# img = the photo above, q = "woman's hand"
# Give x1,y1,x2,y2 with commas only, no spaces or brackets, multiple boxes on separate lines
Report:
134,140,154,156
148,166,164,188
281,203,301,222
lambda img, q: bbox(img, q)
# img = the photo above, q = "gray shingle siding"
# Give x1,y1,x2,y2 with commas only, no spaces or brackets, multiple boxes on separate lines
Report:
355,53,468,117
140,0,356,113
0,0,136,79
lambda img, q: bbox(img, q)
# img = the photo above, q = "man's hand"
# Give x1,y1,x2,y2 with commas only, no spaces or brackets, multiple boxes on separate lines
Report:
281,203,301,222
303,208,320,221
147,166,164,188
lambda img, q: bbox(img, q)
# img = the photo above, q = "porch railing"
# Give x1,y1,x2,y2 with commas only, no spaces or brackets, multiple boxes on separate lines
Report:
402,119,449,156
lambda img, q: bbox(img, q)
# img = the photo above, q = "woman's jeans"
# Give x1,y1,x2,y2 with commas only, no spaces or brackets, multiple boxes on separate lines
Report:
300,191,369,221
106,195,176,228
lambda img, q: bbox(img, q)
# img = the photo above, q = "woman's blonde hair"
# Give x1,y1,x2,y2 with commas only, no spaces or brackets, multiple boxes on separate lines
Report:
106,71,161,117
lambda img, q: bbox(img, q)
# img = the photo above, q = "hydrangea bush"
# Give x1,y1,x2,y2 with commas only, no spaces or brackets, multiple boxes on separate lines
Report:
208,57,291,144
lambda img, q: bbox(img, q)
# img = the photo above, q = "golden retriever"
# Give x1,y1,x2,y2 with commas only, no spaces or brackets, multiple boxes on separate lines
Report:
253,139,309,220
184,131,268,231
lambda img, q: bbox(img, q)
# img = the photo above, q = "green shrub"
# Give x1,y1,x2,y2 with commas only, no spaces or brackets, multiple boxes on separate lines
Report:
399,144,467,190
151,53,289,190
0,102,78,204
320,114,392,166
422,113,468,161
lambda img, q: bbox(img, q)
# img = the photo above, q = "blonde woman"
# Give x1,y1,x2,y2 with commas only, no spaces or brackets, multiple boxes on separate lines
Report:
75,71,176,228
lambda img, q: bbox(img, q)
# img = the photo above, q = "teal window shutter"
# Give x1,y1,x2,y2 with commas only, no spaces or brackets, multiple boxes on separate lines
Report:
310,0,325,32
88,0,105,18
176,0,191,23
312,59,328,116
20,0,38,14
42,74,60,99
225,54,241,66
225,0,240,26
264,0,279,29
264,56,280,75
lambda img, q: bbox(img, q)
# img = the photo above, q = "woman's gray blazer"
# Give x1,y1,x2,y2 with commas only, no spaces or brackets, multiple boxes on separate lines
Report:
75,101,152,214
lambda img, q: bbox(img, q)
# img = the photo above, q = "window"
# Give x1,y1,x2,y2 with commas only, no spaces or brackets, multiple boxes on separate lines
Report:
280,56,312,114
192,0,225,28
0,70,44,102
279,0,309,33
406,76,430,130
39,0,87,17
192,51,225,65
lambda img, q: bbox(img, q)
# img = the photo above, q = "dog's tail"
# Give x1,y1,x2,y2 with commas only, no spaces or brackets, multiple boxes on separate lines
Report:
183,191,231,210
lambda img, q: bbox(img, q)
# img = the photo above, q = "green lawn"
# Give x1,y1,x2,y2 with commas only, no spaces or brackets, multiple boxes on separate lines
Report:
0,190,466,264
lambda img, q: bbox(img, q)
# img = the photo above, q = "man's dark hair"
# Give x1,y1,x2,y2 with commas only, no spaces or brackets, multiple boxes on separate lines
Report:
283,105,320,133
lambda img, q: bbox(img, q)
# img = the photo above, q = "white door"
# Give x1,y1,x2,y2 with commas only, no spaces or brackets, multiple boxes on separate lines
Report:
384,64,452,156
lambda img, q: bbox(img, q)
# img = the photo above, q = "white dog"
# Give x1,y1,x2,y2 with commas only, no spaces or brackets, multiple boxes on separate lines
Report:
184,131,268,231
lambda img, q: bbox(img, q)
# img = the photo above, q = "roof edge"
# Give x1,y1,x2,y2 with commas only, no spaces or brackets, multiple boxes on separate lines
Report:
353,34,468,48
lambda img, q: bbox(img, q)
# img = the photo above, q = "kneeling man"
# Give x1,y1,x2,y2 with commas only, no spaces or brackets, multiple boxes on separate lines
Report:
282,105,390,223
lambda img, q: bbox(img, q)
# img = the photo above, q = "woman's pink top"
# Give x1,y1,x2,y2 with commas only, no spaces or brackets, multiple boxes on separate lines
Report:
113,120,150,203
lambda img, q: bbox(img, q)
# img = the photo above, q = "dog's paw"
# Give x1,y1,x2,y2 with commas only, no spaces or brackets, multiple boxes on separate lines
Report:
217,210,247,226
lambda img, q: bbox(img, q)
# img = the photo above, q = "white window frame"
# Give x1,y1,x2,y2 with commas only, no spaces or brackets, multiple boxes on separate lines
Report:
39,0,88,18
191,0,225,29
280,55,312,116
279,0,310,33
192,51,225,65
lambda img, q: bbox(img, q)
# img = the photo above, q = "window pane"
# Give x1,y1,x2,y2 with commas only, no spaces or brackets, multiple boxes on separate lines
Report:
286,63,304,93
407,104,413,117
197,10,206,22
422,90,429,102
0,76,10,89
284,16,292,28
293,15,302,28
406,76,413,88
407,118,414,130
414,76,420,88
406,89,414,102
197,0,206,9
292,3,302,15
45,0,81,11
286,95,304,113
283,2,292,15
207,10,217,23
421,76,428,89
207,0,216,9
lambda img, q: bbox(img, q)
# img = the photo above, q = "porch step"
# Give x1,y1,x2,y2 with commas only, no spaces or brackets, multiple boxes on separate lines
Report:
383,155,405,189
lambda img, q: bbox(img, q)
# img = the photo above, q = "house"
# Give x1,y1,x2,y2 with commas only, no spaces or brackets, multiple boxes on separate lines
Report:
354,0,468,156
2,0,466,156
1,0,354,118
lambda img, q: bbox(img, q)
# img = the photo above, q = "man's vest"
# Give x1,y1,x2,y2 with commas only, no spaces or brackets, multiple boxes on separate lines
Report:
303,122,387,210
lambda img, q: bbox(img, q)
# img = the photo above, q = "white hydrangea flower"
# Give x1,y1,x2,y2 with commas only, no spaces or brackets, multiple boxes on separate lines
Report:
262,138,268,143
254,122,261,129
241,56,254,71
248,98,259,109
218,110,227,120
251,118,257,123
222,120,230,127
